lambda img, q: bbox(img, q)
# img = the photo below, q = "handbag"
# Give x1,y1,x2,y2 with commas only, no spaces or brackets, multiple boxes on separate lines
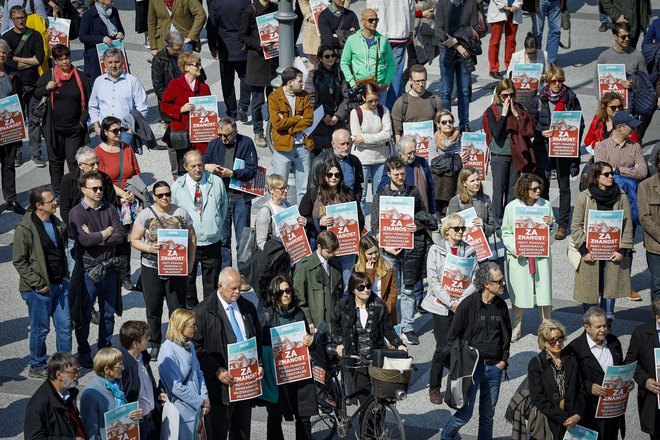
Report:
32,69,55,120
168,129,191,150
567,202,588,270
237,226,258,264
335,12,356,47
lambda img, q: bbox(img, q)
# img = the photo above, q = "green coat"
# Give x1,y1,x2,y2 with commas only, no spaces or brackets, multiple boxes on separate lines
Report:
501,198,557,308
12,211,69,292
600,0,651,37
339,31,395,87
293,251,343,328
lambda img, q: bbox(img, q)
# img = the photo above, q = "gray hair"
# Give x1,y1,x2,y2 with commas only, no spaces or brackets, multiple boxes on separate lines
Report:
218,267,240,285
183,149,203,165
218,116,237,133
583,306,607,326
472,262,501,291
164,31,185,47
47,352,78,381
103,47,124,61
397,135,416,151
332,128,350,142
75,146,97,164
0,39,10,55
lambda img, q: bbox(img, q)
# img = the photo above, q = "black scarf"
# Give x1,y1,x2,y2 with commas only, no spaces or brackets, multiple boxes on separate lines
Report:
590,183,621,210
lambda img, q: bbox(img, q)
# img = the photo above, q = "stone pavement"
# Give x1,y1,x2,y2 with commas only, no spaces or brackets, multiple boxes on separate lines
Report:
0,0,658,438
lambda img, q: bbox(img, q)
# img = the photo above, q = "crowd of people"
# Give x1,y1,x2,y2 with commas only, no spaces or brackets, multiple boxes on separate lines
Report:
3,0,660,438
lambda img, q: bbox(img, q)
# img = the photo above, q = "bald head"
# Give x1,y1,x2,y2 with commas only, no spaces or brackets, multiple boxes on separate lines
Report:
362,8,377,19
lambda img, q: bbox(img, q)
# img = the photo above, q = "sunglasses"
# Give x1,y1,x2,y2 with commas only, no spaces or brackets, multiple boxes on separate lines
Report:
322,53,337,59
278,288,293,295
154,192,172,199
617,34,631,40
547,336,565,346
500,92,514,98
607,105,624,111
108,127,126,135
450,226,466,233
529,186,542,192
86,186,103,192
440,119,454,125
365,18,379,23
548,79,565,85
491,278,506,286
600,172,613,178
326,172,341,179
83,161,99,167
356,284,372,292
366,99,379,104
219,132,235,138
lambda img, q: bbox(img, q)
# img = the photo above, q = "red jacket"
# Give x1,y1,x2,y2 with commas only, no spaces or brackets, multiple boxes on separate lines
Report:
584,115,639,149
160,75,211,153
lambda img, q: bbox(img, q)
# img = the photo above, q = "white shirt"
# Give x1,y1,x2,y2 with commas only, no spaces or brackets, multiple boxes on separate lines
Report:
317,250,330,275
185,172,208,202
218,292,246,340
586,332,614,373
372,276,382,298
88,72,148,125
358,307,368,329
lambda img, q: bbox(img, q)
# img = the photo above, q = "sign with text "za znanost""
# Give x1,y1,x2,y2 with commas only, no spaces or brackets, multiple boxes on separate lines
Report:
513,206,550,257
270,321,312,385
188,95,218,143
378,196,415,249
228,337,262,402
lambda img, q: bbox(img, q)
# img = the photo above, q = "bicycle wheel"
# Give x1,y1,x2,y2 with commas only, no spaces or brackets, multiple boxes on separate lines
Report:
311,377,341,440
360,399,406,440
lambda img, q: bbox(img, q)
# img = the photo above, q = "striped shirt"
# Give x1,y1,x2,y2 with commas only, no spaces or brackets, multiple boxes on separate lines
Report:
593,137,647,180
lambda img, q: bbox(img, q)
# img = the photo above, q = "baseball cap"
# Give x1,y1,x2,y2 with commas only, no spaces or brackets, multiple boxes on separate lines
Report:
612,111,641,128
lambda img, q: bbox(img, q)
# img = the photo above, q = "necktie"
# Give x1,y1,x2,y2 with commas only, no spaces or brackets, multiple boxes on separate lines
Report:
228,305,245,342
194,182,203,214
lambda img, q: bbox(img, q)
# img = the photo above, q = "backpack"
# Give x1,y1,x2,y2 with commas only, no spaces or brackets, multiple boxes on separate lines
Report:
631,70,657,116
400,92,439,121
482,103,499,146
354,103,385,125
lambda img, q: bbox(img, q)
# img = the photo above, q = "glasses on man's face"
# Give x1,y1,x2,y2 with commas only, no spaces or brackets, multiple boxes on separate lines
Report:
356,283,372,292
411,78,427,84
617,34,631,41
529,186,542,192
219,132,235,139
607,105,624,111
322,53,337,59
154,192,172,199
490,278,506,287
83,160,99,168
600,172,613,178
547,336,565,346
450,226,466,233
440,119,454,126
365,17,379,23
326,172,341,179
63,367,81,376
86,186,103,193
42,198,58,206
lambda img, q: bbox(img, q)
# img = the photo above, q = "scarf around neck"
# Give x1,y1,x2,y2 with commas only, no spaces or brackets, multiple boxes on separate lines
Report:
95,3,118,37
590,183,621,210
540,85,569,105
52,66,85,111
101,377,126,408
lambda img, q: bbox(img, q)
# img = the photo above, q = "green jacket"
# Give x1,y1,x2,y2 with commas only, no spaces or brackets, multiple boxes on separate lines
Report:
600,0,651,36
340,31,395,88
293,251,343,328
12,211,69,292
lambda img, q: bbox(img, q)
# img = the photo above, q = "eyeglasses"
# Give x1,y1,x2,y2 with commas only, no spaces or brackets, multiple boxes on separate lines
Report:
275,185,289,191
278,288,293,295
440,119,454,125
82,160,99,167
356,284,372,292
188,163,204,168
85,186,103,192
154,192,172,199
108,127,126,135
366,99,379,104
500,92,514,98
63,368,81,375
411,79,427,84
326,172,341,179
450,226,466,233
547,336,565,346
112,364,124,370
529,186,542,192
322,53,337,59
607,105,624,111
490,278,506,286
600,172,613,178
548,79,565,84
617,34,631,40
42,198,57,205
187,63,202,68
219,132,235,139
365,18,379,23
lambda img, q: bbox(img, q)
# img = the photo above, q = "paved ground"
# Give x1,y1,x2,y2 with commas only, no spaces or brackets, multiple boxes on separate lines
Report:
0,0,659,438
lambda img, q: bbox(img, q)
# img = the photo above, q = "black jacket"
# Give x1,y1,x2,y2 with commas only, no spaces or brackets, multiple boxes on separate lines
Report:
203,133,259,201
624,321,660,435
317,6,359,49
207,0,250,61
193,293,262,406
528,351,586,440
331,294,404,360
24,380,84,440
239,1,278,87
564,332,625,439
59,169,116,225
309,149,364,201
118,346,160,410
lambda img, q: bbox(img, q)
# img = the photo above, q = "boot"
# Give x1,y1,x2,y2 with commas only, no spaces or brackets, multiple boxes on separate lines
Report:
538,305,552,321
511,305,523,342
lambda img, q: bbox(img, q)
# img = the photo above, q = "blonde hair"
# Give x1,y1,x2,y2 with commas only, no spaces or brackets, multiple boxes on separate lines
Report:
537,319,566,350
93,347,123,376
440,213,465,238
456,167,482,204
354,235,393,278
544,65,565,83
166,309,195,345
266,174,287,192
178,52,201,72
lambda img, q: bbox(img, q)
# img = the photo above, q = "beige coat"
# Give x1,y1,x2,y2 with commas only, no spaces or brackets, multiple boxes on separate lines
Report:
148,0,207,52
571,189,633,303
638,173,660,255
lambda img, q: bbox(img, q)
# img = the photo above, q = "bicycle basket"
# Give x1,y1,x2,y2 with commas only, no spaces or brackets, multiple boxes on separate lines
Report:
368,365,412,400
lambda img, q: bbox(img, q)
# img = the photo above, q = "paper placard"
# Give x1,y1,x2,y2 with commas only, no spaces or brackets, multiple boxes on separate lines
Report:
229,158,267,197
256,12,279,59
96,40,129,74
587,210,623,260
461,132,489,178
549,111,581,157
272,205,312,264
562,426,598,440
270,321,312,385
46,17,70,48
326,201,360,256
597,64,627,107
455,207,493,261
104,402,139,440
595,362,636,418
378,196,415,249
513,205,550,257
511,63,543,105
0,94,28,146
441,254,475,302
228,337,262,402
310,0,328,36
188,95,218,143
157,229,188,276
403,120,434,161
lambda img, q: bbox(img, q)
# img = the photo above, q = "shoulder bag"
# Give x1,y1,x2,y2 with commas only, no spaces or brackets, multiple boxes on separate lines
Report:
335,12,357,47
566,202,587,270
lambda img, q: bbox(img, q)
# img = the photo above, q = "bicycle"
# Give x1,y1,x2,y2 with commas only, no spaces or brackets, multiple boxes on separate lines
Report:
311,344,410,440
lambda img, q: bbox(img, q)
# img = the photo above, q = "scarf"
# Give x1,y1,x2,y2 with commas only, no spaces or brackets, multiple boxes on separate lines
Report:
95,3,118,37
434,128,460,149
539,84,569,105
52,66,85,111
275,306,298,324
164,0,174,11
413,163,429,211
179,337,192,350
101,377,127,408
590,183,621,210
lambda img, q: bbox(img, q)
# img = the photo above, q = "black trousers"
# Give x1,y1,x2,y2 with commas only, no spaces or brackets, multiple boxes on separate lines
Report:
48,126,86,195
185,240,222,309
537,157,572,228
430,313,453,388
0,141,19,204
207,400,251,440
490,154,519,228
139,412,160,440
141,264,186,346
220,60,251,117
266,404,311,440
250,85,273,135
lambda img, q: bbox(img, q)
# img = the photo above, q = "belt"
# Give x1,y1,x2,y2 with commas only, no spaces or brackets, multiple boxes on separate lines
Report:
482,359,497,366
143,409,156,419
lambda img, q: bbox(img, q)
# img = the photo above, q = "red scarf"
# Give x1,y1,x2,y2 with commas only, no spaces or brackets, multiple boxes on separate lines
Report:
164,0,174,11
52,66,86,112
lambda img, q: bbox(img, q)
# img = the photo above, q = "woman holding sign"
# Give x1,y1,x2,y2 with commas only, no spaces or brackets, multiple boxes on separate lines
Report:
501,174,556,342
447,167,497,239
421,214,477,405
431,110,465,218
258,275,316,440
528,66,584,241
130,181,196,359
570,161,633,326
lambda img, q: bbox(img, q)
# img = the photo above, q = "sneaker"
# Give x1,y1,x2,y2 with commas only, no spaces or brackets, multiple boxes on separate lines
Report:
14,156,21,168
554,226,566,241
32,156,46,168
28,367,49,379
91,309,100,325
402,331,419,345
598,22,608,32
628,290,642,301
76,353,93,369
238,110,248,123
122,278,137,291
240,275,251,292
254,133,267,148
429,387,443,405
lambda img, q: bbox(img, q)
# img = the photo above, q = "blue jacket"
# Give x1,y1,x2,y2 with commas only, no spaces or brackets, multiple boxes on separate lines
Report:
378,156,436,214
614,174,639,224
158,339,208,439
171,171,228,246
79,375,118,440
79,6,125,82
203,133,258,201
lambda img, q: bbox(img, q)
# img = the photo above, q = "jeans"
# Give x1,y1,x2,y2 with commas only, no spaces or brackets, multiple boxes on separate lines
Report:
384,44,407,109
120,131,136,150
221,197,252,270
441,363,504,440
438,50,471,131
66,238,75,275
647,252,660,303
272,145,311,205
182,42,194,52
361,163,385,215
21,282,72,369
582,260,615,318
75,271,117,356
531,0,561,64
336,254,356,296
382,253,416,333
251,85,273,134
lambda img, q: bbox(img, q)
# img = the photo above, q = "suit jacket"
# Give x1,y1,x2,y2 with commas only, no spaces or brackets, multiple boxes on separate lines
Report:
565,332,625,439
193,293,262,406
119,346,160,411
293,251,343,328
147,0,207,52
624,321,660,435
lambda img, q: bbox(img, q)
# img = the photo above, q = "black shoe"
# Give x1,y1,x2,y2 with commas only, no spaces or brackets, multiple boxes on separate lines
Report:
28,367,49,379
598,22,609,32
489,71,504,80
149,347,160,361
32,156,46,168
122,278,137,291
14,156,21,167
5,201,26,215
403,331,420,345
76,353,93,369
238,110,248,123
91,309,100,325
417,300,428,314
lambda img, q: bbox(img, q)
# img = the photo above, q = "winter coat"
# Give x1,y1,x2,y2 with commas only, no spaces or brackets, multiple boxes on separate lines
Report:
268,84,315,152
160,75,212,152
638,172,660,254
206,0,250,61
78,6,125,81
340,31,395,87
299,0,321,55
486,0,523,24
293,251,344,327
501,198,557,308
24,381,84,440
147,0,206,52
571,189,633,303
446,193,497,238
411,0,440,65
528,351,586,440
371,184,438,288
421,238,477,316
192,293,262,406
239,1,278,87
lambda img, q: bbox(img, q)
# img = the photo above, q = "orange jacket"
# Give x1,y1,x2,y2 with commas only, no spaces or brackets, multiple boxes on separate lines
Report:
268,85,315,152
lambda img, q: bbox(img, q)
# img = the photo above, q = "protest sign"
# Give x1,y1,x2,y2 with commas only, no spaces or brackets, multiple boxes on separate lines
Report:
270,321,312,385
104,402,139,440
549,111,582,157
596,362,637,418
229,158,267,197
256,12,279,59
597,64,627,107
378,196,415,249
272,205,312,264
461,132,489,178
188,96,218,143
455,207,493,261
157,229,188,276
326,201,360,256
46,17,70,47
587,210,623,260
513,206,550,257
0,94,27,146
228,337,262,402
403,120,434,161
96,40,129,74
